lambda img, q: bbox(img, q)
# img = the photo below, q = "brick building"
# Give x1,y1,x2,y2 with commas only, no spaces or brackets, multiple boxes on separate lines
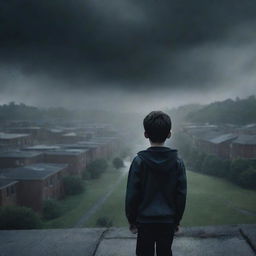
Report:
0,179,18,207
44,149,87,176
230,134,256,159
0,133,32,151
0,151,43,168
0,163,68,212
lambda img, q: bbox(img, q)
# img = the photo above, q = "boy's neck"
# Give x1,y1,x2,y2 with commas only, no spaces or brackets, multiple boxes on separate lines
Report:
149,141,165,147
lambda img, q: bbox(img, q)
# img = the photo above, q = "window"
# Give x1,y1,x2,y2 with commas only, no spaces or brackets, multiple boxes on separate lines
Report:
11,185,15,194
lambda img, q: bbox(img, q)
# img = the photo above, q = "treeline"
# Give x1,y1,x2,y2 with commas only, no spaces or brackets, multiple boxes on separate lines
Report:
0,102,142,132
186,95,256,124
0,102,73,121
174,132,256,190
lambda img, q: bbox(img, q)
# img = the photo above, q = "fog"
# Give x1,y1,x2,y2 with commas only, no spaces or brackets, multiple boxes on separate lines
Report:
0,0,256,114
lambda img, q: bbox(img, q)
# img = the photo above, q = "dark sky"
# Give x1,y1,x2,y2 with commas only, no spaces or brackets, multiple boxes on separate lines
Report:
0,0,256,112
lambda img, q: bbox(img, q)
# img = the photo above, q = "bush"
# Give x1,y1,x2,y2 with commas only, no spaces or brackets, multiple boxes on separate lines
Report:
112,157,124,169
63,176,85,195
87,158,108,179
0,205,42,230
43,199,62,220
237,166,256,189
82,169,91,180
96,217,113,227
229,158,252,183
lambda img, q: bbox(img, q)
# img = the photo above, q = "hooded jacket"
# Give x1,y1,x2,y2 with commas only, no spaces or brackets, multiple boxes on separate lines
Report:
125,146,187,226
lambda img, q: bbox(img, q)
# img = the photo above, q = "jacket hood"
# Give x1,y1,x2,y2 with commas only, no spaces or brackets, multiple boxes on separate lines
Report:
137,146,178,173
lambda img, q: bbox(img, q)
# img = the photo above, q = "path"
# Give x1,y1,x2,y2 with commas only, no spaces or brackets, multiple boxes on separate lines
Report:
73,161,130,227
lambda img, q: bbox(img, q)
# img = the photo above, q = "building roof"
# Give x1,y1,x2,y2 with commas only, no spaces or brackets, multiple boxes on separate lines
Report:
45,149,87,156
0,163,68,180
58,143,99,149
0,178,18,189
23,145,61,151
209,133,238,144
0,151,42,159
0,132,30,140
62,132,77,137
195,131,224,142
232,134,256,145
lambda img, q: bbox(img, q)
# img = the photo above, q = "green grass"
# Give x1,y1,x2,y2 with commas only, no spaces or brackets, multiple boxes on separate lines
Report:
84,170,256,227
42,168,124,229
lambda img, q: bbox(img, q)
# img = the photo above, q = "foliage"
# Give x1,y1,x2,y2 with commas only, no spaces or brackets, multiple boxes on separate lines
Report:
86,158,108,179
82,169,91,180
63,176,85,195
112,157,124,169
237,166,256,189
186,95,256,124
43,199,62,220
96,217,113,227
0,206,42,230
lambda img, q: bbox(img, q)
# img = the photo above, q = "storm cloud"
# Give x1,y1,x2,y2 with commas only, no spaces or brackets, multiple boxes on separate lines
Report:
0,0,256,110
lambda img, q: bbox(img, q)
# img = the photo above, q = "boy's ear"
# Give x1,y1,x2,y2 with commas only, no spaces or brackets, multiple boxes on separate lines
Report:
167,131,171,139
144,131,149,138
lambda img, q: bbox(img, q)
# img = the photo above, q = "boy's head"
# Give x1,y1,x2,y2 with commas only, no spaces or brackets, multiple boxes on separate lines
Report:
143,110,172,143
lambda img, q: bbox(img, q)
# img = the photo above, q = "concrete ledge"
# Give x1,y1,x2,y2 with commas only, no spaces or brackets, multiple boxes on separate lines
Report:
0,225,255,256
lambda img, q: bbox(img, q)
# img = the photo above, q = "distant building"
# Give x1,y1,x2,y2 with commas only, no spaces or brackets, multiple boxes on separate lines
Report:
230,134,256,159
44,149,87,176
207,133,238,159
0,179,18,207
0,163,68,212
0,132,32,151
0,151,43,168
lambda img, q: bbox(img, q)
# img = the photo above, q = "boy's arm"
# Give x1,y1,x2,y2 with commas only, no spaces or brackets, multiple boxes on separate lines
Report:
125,156,142,225
175,158,187,227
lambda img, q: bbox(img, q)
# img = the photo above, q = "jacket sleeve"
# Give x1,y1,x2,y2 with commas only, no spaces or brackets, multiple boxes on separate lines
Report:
174,158,187,226
125,156,142,225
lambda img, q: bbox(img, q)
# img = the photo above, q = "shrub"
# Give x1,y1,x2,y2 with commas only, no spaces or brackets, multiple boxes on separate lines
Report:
82,169,91,180
96,217,113,227
229,158,252,183
87,158,108,179
112,157,124,169
237,166,256,189
0,205,42,230
63,176,84,195
43,199,62,220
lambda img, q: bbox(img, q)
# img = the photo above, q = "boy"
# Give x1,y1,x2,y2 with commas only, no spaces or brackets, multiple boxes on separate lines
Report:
125,110,187,256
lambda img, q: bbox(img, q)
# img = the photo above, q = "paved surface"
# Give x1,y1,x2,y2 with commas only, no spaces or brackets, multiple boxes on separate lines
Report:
0,225,255,256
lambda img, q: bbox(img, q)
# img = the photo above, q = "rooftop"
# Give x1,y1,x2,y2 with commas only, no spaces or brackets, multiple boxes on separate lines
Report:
0,178,18,189
0,225,255,256
45,149,87,156
0,151,42,158
0,163,68,180
233,134,256,145
23,145,61,151
0,132,30,140
209,133,238,144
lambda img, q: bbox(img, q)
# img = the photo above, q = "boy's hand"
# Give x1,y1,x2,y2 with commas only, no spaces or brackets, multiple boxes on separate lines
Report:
129,224,138,234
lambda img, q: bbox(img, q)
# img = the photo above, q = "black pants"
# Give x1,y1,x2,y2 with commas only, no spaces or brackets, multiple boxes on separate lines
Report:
136,223,176,256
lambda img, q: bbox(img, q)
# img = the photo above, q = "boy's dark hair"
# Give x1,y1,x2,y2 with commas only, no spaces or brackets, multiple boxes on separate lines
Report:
143,110,172,143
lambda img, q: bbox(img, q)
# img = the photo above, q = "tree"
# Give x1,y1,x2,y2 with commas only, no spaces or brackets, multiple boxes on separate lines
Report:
43,199,62,220
238,166,256,189
86,158,108,179
63,176,85,195
112,157,124,169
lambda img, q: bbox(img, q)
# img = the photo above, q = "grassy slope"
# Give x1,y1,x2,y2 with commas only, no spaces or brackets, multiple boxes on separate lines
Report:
43,168,123,229
84,170,256,227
